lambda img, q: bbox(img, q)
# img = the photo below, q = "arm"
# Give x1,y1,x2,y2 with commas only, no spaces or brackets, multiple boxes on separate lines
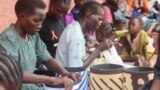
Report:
36,33,69,75
23,71,73,90
147,53,158,68
83,49,101,68
66,36,103,68
36,33,81,83
144,45,148,60
45,59,81,83
23,71,55,83
44,58,69,76
126,34,134,56
139,54,157,68
140,31,150,60
83,35,115,68
83,40,112,68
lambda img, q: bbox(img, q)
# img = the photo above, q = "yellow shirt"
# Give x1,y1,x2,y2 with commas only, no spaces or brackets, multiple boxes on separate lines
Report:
118,30,154,59
135,30,153,58
115,30,128,37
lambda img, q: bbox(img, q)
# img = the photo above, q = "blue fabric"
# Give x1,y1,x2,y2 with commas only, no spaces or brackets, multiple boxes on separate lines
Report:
115,10,129,23
71,6,80,21
131,11,141,17
77,70,88,90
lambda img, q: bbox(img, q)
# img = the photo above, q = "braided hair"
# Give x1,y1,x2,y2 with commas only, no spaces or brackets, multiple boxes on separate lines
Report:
0,53,22,90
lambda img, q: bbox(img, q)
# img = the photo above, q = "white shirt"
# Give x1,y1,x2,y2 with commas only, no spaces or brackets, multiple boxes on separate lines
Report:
56,21,86,67
102,45,123,65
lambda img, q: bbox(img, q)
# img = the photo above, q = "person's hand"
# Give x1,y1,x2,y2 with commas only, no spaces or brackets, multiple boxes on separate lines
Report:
69,72,82,84
63,77,74,90
97,39,113,52
138,58,149,67
126,33,134,50
134,55,150,67
51,76,73,90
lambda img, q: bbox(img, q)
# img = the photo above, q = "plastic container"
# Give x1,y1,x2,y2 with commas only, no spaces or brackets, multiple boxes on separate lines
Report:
90,64,124,90
123,67,154,90
139,79,153,90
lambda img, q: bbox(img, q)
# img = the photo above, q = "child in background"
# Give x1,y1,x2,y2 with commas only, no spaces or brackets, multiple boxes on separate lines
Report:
114,0,130,24
95,22,123,65
117,0,130,18
127,0,150,16
126,17,154,66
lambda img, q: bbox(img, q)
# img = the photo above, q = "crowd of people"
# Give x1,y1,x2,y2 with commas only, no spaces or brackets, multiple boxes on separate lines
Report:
1,0,160,90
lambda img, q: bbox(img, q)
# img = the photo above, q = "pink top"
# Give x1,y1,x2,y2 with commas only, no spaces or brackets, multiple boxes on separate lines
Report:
102,6,113,23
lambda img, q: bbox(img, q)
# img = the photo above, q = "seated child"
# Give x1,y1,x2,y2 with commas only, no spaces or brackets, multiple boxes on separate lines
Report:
125,17,154,66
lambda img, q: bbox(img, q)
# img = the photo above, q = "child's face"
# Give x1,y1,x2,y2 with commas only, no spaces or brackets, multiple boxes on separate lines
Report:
128,18,141,34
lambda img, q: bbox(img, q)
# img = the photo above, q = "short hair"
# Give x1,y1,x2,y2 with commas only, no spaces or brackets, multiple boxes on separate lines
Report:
99,22,113,35
0,53,22,89
15,0,46,16
80,1,103,18
129,17,144,29
96,22,113,42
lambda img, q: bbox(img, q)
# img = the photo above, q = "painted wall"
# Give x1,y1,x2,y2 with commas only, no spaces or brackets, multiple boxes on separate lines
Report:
0,0,104,32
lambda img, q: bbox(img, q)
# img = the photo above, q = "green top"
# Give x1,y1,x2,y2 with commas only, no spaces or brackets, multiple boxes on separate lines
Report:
0,24,52,90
